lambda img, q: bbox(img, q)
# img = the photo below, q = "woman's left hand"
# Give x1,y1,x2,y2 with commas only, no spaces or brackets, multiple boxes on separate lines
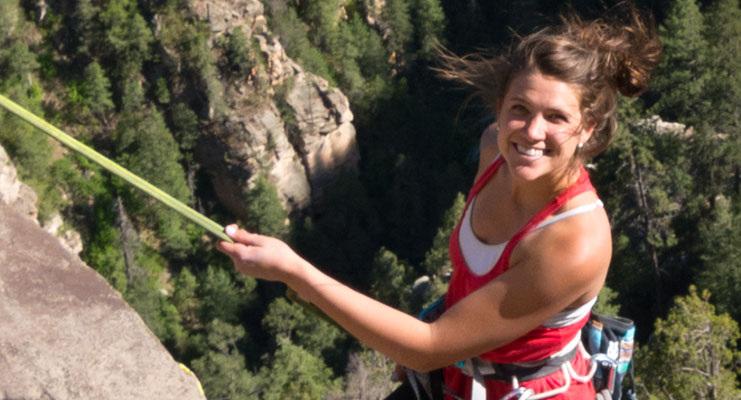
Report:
216,224,307,283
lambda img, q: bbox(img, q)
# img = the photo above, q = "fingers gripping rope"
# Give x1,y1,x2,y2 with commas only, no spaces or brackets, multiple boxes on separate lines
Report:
0,94,233,243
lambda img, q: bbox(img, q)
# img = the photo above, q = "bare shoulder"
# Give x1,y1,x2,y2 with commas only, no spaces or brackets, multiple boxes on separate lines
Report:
476,123,500,177
511,195,612,302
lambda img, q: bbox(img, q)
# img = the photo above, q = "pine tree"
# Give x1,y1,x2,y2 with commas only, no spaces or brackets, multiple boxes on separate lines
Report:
172,267,201,331
412,0,447,59
702,0,741,132
79,61,114,120
636,286,740,399
649,0,710,124
383,0,414,64
98,0,152,81
198,265,254,325
262,297,345,357
370,247,413,312
593,119,693,324
695,195,741,321
244,174,288,238
258,337,341,400
190,320,259,400
114,105,195,252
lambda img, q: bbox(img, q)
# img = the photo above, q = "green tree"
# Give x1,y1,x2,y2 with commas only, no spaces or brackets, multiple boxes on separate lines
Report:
636,286,740,399
695,195,741,321
649,0,710,124
383,0,414,63
262,297,344,357
370,247,413,312
266,5,333,81
190,320,258,400
594,119,693,321
222,27,253,76
412,0,446,59
258,337,341,400
99,0,152,81
244,174,288,238
172,267,201,331
114,105,195,252
79,61,114,119
593,285,621,316
702,0,741,132
198,265,255,324
83,198,128,293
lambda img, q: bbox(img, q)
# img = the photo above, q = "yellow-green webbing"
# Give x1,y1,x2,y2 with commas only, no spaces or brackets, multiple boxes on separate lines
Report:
0,94,232,243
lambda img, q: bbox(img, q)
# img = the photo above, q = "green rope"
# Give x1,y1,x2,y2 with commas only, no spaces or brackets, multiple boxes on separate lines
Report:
0,94,342,328
0,94,232,243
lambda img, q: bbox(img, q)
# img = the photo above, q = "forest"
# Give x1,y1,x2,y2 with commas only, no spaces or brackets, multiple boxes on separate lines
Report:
0,0,738,398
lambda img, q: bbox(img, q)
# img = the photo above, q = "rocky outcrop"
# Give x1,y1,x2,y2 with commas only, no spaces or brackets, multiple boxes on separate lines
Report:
0,145,83,255
188,0,359,215
634,115,691,137
0,204,206,400
0,144,38,221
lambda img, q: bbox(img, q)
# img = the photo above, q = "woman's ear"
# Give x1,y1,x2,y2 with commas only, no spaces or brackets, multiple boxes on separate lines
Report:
579,122,596,147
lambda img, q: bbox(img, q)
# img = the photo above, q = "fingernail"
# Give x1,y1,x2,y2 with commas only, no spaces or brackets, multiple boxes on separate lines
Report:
225,225,237,236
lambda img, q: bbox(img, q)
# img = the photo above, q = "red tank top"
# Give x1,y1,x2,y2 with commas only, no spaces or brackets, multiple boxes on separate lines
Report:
445,156,597,363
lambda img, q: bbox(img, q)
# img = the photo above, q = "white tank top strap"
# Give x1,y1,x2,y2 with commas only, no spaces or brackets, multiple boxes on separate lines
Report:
533,200,604,231
542,296,597,328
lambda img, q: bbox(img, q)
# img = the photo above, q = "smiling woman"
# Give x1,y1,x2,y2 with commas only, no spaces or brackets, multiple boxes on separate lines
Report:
217,3,661,400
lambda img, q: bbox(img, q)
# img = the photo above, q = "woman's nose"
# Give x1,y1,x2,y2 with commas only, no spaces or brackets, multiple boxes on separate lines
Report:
524,115,547,141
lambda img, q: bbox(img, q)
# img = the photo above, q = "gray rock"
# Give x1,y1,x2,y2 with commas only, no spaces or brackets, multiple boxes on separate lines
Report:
0,205,206,400
0,145,37,221
187,0,360,217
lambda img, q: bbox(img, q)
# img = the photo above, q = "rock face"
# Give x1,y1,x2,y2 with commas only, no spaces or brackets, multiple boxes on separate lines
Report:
0,145,82,255
189,0,359,214
635,115,691,137
0,204,206,400
0,144,38,221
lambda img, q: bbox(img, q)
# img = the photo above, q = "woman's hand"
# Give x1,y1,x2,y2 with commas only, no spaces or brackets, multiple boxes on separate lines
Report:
216,224,307,283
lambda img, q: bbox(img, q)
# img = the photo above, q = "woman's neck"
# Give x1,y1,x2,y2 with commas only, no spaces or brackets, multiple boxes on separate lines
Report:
504,164,582,213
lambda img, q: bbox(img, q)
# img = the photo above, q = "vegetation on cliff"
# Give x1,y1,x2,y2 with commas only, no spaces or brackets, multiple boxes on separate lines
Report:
0,0,738,398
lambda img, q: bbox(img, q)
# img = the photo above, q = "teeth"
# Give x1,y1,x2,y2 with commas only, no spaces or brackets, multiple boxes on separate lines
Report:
515,144,544,157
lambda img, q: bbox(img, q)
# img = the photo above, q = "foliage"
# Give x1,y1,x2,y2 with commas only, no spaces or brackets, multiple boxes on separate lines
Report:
244,174,289,238
636,286,740,399
1,1,739,397
695,195,741,321
649,0,710,124
257,337,341,400
336,348,399,399
370,247,413,312
262,297,345,357
198,265,255,325
190,320,259,400
114,105,195,253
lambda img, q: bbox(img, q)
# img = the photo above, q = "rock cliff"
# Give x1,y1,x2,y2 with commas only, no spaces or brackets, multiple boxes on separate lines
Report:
188,0,359,216
0,147,205,400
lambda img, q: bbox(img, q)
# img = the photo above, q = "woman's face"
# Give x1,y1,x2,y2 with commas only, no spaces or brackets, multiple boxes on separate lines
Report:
497,69,593,184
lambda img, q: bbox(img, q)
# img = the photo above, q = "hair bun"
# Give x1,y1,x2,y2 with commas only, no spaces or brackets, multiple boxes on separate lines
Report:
567,4,662,97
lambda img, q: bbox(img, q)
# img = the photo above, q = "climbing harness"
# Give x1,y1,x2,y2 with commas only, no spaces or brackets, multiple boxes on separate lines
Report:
0,94,232,243
400,294,637,400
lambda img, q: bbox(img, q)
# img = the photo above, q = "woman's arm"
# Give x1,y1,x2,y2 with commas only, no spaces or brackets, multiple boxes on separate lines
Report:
217,212,609,372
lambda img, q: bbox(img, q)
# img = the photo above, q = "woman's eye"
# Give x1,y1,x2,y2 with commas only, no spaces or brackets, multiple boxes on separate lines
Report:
547,113,567,122
511,105,528,114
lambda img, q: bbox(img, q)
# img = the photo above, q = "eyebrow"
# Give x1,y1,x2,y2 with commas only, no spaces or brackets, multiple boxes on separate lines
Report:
509,96,575,118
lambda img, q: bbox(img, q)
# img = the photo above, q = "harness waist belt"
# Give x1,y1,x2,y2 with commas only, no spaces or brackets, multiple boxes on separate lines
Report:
458,346,579,382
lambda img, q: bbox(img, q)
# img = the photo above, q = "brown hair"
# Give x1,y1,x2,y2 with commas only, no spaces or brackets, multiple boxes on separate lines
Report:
436,4,662,159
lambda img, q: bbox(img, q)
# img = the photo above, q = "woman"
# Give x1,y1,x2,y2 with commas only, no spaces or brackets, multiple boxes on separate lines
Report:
217,6,660,399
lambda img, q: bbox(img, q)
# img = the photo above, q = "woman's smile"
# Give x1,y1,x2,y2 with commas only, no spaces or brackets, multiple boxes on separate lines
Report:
497,69,593,183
